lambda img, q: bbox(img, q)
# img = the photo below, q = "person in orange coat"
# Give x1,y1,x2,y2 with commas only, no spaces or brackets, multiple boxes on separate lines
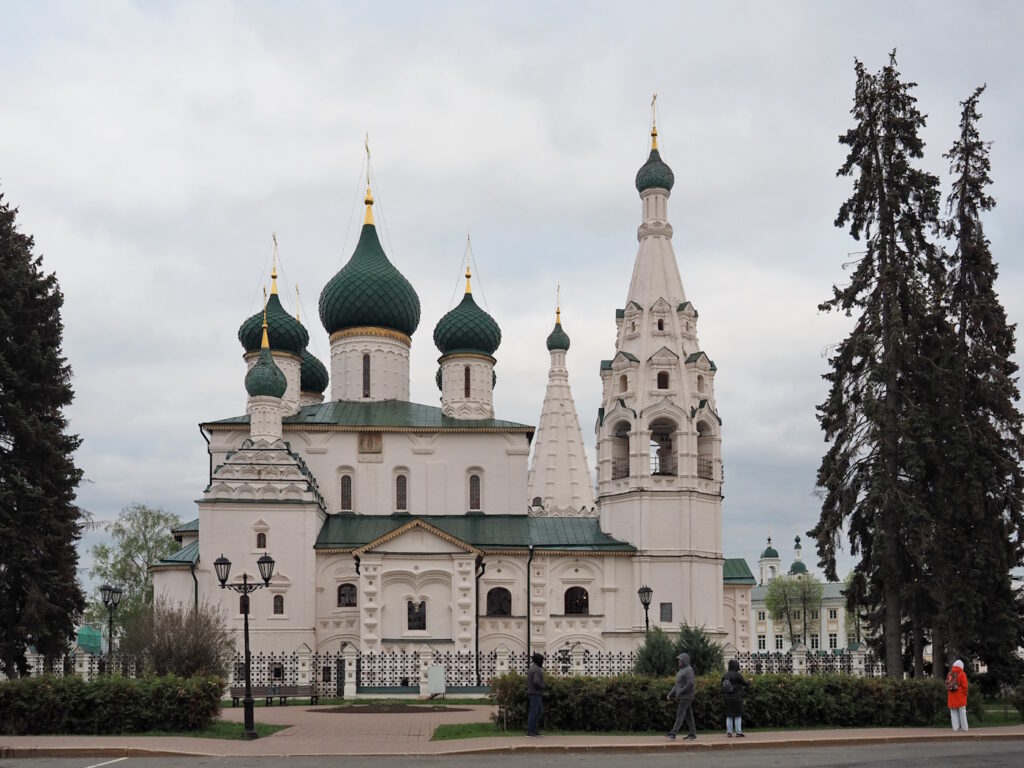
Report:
947,659,969,731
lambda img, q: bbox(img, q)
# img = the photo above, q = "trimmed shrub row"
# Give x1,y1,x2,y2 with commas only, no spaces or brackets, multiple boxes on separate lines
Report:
0,675,224,735
492,673,983,731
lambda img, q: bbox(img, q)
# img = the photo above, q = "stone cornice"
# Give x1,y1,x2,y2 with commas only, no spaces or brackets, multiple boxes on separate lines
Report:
330,326,412,346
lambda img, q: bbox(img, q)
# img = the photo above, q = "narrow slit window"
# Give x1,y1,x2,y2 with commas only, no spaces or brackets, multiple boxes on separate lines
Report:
340,475,352,511
464,366,471,398
469,474,481,510
273,594,284,615
362,354,370,398
256,532,267,549
396,474,408,511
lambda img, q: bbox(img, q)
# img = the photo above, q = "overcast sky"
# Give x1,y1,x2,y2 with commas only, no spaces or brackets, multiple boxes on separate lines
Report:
3,1,1023,595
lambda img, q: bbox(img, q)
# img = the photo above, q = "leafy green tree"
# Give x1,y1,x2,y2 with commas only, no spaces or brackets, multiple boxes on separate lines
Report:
634,626,677,676
87,503,181,638
0,191,85,677
794,576,825,646
765,575,799,645
120,598,235,678
672,623,723,676
811,52,943,677
930,85,1024,678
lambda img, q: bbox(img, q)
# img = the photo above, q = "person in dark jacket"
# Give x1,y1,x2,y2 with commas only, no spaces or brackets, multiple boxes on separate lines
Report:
665,652,697,740
526,653,545,737
721,658,750,736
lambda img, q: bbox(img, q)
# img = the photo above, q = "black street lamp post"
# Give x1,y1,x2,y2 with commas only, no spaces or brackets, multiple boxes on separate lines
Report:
637,585,653,632
214,553,275,740
99,583,122,672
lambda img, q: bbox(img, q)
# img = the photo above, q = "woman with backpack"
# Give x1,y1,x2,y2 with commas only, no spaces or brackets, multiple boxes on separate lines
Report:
721,658,750,737
946,659,969,732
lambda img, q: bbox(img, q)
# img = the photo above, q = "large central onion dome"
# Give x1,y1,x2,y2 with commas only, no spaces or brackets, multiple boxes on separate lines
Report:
635,125,675,194
319,188,421,338
239,289,309,355
433,268,501,356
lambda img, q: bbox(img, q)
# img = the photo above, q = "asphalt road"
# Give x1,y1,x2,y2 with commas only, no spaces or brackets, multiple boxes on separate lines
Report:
4,741,1024,768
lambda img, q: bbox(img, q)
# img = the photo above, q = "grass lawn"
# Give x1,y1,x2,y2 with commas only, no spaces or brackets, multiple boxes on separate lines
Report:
139,720,291,739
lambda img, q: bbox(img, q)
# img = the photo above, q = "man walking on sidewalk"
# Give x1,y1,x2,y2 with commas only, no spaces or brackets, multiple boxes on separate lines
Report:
666,652,697,740
526,653,545,737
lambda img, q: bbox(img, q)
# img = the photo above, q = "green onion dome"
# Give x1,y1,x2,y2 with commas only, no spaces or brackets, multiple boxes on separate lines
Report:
635,147,675,193
245,347,287,398
789,560,808,575
238,291,309,355
546,310,570,351
319,215,421,338
300,349,328,394
761,538,779,559
435,366,442,391
434,286,501,357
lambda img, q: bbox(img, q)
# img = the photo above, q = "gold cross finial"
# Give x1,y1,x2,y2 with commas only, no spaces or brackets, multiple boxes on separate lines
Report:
295,286,301,322
363,134,374,225
556,283,561,323
650,93,659,150
464,234,473,294
261,289,270,349
270,233,279,294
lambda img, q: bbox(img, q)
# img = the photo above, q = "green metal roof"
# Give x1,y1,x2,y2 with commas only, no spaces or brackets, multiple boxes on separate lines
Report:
172,518,199,534
204,399,534,432
76,626,103,655
618,351,639,363
723,558,756,585
677,302,698,317
600,360,612,371
315,514,635,553
156,539,199,566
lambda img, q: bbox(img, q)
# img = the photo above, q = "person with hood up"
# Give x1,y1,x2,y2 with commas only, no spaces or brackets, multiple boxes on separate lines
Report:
665,652,697,740
946,659,969,732
721,658,750,736
526,652,545,737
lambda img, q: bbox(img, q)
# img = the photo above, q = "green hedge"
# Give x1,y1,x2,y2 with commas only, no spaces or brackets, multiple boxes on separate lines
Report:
0,675,224,735
492,673,982,731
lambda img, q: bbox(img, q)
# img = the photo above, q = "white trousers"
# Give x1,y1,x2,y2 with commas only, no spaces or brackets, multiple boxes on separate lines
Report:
949,706,968,731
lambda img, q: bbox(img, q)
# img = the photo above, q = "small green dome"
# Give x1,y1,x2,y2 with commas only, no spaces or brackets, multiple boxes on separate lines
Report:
319,223,421,337
434,292,501,356
762,538,779,559
238,293,309,355
789,561,808,575
245,348,287,398
300,350,328,394
635,148,675,193
546,321,570,351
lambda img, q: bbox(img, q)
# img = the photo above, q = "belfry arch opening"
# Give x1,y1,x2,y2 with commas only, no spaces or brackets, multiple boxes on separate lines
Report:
648,418,678,476
611,420,630,479
697,420,714,480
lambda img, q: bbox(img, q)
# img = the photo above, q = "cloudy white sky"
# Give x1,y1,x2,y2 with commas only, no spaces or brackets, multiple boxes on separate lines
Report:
3,1,1023,593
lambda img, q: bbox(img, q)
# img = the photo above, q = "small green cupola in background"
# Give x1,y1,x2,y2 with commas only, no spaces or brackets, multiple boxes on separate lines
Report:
433,265,501,357
546,306,570,351
238,254,309,355
300,349,328,395
635,105,675,194
761,536,779,559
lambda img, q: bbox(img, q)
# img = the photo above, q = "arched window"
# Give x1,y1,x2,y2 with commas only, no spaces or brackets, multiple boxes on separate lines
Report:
618,374,628,393
340,475,353,511
469,474,481,511
657,318,664,331
362,354,370,398
407,600,426,630
611,421,630,479
697,374,706,393
256,532,267,549
273,594,284,615
697,420,714,480
532,496,543,508
657,371,669,389
395,474,408,511
464,365,471,398
238,595,246,614
337,583,357,607
486,587,512,616
649,418,678,476
564,587,589,615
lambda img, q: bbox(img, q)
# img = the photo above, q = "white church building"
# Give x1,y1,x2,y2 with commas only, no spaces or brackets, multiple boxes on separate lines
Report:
150,120,757,662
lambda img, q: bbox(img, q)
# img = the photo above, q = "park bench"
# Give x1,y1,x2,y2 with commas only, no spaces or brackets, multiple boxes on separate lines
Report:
229,683,318,707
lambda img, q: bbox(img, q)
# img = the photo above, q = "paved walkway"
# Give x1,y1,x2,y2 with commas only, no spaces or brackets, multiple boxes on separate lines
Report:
2,705,1023,758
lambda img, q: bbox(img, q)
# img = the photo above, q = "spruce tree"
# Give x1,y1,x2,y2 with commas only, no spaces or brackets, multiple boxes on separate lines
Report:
810,52,942,677
0,190,85,677
933,86,1024,678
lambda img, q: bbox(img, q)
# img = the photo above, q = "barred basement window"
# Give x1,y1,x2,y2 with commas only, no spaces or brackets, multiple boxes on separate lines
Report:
396,474,408,511
362,354,370,398
273,595,284,615
256,532,267,549
408,600,426,630
340,475,352,511
469,474,481,511
564,587,589,615
486,587,511,616
337,583,357,607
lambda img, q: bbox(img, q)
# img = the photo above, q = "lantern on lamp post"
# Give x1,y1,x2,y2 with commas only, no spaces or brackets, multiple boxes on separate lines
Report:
99,583,123,672
637,584,653,633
